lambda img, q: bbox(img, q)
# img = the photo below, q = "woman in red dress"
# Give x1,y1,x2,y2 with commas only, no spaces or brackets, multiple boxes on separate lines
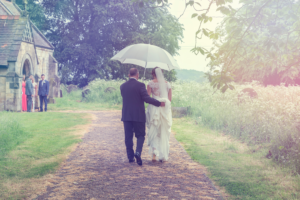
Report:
22,75,27,111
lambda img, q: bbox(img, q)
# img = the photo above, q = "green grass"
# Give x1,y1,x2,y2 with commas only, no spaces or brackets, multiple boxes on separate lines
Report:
0,112,90,199
48,88,121,111
173,117,300,200
0,113,28,158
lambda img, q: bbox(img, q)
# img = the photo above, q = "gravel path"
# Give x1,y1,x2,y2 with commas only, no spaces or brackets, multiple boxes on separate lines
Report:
37,111,222,200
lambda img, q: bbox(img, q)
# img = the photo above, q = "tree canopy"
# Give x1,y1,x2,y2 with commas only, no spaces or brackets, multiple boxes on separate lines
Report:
210,0,300,86
18,0,183,86
16,0,49,32
138,0,300,91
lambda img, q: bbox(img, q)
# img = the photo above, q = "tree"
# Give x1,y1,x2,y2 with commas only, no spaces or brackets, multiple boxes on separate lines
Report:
137,0,300,90
136,0,236,92
210,0,300,85
20,0,183,86
16,0,49,32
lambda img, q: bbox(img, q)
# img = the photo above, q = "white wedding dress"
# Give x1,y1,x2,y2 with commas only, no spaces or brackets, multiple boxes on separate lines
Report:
146,68,172,161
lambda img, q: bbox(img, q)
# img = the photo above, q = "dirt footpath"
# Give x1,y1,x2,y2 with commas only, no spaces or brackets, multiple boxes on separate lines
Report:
37,111,223,200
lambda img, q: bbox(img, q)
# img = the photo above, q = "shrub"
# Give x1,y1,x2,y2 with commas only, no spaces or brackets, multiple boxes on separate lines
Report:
84,79,123,105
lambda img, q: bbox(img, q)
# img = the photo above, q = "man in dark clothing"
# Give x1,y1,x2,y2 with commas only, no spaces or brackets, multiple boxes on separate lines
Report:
120,68,165,166
38,74,49,112
25,75,34,112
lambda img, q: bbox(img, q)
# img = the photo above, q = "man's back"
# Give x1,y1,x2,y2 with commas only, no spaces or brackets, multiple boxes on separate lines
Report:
120,79,160,122
25,79,33,95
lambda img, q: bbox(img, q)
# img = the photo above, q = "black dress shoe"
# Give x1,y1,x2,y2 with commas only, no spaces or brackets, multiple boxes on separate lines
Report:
134,152,142,166
129,158,135,163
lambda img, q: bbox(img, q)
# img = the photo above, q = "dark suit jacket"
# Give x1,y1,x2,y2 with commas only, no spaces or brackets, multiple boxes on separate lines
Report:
38,80,49,96
25,79,33,95
120,78,161,122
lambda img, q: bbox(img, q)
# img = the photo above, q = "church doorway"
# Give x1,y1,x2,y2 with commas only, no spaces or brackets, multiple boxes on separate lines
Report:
22,59,31,78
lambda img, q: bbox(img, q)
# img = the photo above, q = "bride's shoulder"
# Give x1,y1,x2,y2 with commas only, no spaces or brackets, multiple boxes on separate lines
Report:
147,80,154,86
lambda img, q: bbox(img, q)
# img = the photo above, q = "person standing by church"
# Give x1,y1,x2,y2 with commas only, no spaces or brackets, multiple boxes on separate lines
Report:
31,76,38,112
38,74,49,112
25,75,34,112
22,75,27,112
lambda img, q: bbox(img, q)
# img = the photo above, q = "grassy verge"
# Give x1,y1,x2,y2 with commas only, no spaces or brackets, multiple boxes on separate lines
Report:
48,89,121,111
0,112,90,199
173,117,300,200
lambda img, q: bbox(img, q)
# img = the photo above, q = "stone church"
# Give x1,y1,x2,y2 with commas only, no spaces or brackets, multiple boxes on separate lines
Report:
0,0,60,111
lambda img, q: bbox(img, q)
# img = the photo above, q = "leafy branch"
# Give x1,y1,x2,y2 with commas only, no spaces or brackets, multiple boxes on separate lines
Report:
135,0,300,90
210,69,235,94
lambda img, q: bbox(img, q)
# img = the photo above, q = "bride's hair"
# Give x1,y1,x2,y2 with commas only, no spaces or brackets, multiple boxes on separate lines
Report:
152,67,159,78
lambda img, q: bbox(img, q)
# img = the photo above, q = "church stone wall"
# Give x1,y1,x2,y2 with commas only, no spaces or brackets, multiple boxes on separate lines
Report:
48,55,60,98
0,68,6,111
36,47,54,79
5,81,21,111
16,42,37,76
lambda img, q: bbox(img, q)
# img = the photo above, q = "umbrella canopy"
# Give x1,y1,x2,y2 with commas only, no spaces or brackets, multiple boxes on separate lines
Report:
111,43,180,71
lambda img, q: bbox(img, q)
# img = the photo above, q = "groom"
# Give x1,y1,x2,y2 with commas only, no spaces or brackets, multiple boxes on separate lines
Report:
38,74,49,112
120,68,164,166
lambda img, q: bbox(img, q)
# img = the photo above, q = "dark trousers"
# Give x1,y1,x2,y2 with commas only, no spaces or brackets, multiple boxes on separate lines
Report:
123,121,146,160
39,95,48,111
27,95,32,112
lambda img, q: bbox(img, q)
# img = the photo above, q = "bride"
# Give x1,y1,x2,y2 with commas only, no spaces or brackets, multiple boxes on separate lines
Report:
146,67,172,162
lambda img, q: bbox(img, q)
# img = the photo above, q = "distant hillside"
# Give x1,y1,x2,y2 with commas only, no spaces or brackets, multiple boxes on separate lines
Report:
175,69,207,83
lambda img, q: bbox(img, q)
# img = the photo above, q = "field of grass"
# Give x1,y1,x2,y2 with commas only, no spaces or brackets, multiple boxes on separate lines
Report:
172,81,300,174
173,117,300,199
0,112,90,199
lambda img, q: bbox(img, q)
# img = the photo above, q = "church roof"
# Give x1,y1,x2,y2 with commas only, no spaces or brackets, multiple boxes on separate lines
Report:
0,0,20,16
0,0,54,67
31,23,54,49
0,18,26,66
0,4,8,15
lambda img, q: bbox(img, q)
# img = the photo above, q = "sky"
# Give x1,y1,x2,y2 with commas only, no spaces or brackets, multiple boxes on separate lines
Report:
168,0,239,72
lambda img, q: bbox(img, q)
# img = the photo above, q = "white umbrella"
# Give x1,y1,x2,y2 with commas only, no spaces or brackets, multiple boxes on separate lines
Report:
111,43,180,72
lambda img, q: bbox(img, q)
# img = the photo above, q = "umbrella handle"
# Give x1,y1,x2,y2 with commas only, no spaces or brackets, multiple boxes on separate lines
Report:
143,62,147,80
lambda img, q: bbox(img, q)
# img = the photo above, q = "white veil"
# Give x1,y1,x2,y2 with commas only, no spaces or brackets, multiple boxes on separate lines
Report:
155,67,168,99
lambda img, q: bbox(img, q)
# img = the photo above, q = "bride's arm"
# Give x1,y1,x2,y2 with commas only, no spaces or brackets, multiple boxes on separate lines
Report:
168,88,172,102
147,84,151,96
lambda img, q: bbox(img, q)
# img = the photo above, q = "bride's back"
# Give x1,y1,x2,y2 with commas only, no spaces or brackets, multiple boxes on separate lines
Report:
148,81,171,98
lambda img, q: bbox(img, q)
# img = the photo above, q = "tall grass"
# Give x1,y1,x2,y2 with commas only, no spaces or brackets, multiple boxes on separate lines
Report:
0,113,29,158
49,82,122,111
84,79,123,105
80,79,300,173
172,81,300,174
